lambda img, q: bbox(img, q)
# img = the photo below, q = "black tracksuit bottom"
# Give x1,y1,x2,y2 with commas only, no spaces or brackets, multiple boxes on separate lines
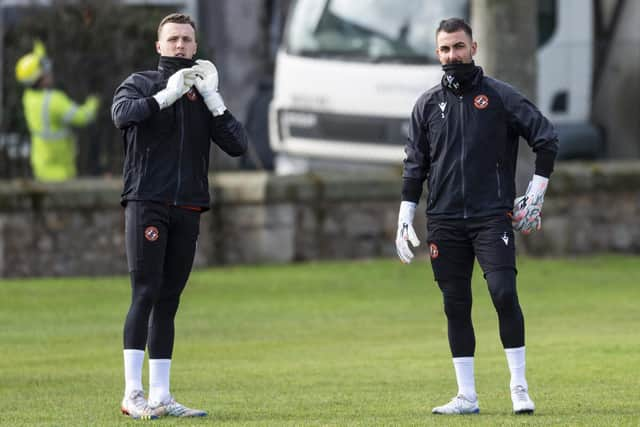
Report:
427,214,525,358
123,201,201,359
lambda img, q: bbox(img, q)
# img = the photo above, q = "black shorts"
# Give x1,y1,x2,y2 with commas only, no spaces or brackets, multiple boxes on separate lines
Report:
427,214,516,282
124,200,201,274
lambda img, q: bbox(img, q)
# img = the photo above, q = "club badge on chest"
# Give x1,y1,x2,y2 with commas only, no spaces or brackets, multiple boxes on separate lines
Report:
186,87,198,102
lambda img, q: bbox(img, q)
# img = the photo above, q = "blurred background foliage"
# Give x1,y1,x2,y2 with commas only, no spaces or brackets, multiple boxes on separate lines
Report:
1,0,210,177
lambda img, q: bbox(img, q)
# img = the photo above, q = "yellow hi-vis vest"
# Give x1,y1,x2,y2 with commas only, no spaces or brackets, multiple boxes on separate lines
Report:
22,88,97,181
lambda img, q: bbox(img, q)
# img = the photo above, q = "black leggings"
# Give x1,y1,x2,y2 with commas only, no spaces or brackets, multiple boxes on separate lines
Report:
428,216,524,357
123,201,200,359
438,270,524,357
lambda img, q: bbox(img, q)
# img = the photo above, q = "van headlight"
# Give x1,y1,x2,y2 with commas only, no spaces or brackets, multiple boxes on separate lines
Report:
279,110,320,139
282,111,319,128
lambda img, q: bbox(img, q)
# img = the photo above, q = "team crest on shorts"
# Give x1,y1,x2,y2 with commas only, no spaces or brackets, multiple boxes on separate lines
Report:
473,94,489,109
144,226,159,242
429,243,439,259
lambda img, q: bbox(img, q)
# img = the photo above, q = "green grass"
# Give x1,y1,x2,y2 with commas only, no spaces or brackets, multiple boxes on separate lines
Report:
0,256,639,426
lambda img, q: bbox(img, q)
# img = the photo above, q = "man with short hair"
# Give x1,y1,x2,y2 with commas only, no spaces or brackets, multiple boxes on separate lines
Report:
112,12,248,419
395,18,558,415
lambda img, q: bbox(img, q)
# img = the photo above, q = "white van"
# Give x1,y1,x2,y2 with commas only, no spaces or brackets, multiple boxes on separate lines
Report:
269,0,601,174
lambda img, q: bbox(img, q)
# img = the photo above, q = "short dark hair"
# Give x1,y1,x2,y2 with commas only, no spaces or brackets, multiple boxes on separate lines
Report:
436,18,473,39
157,13,196,39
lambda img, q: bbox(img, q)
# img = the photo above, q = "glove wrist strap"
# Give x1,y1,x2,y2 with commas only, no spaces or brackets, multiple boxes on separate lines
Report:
398,201,417,224
530,174,549,196
153,90,170,110
204,92,226,116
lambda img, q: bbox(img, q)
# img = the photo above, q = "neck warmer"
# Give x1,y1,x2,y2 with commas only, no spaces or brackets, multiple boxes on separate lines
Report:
157,56,196,76
441,62,480,96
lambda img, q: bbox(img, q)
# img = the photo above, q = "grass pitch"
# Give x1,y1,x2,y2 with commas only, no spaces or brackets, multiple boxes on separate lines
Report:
0,256,638,426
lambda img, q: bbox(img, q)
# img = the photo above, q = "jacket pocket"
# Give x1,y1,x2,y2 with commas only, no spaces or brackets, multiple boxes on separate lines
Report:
142,147,151,176
495,162,502,200
200,157,208,191
136,147,151,192
427,164,439,209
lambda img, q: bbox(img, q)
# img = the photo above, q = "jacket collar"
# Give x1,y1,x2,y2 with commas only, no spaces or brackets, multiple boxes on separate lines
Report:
441,64,484,96
157,56,196,76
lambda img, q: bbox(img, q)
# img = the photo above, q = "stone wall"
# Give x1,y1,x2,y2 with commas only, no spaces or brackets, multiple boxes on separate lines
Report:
0,162,639,277
519,161,640,254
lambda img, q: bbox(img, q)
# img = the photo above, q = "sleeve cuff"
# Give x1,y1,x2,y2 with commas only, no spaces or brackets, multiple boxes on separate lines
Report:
211,109,232,121
145,96,160,114
401,177,423,203
534,147,557,178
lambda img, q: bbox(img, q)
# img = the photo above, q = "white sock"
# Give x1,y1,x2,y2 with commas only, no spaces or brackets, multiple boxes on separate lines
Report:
505,346,528,390
148,359,172,405
123,349,145,396
452,357,477,401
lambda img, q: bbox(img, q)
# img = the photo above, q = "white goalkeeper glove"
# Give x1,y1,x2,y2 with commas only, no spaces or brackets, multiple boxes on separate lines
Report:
192,59,227,116
395,201,420,264
512,174,549,234
153,68,196,110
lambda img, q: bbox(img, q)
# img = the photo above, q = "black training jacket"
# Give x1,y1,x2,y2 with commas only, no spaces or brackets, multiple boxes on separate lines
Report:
111,56,248,210
402,66,558,219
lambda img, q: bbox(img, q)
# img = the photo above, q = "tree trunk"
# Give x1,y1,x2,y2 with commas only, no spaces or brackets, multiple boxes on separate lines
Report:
472,0,538,192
